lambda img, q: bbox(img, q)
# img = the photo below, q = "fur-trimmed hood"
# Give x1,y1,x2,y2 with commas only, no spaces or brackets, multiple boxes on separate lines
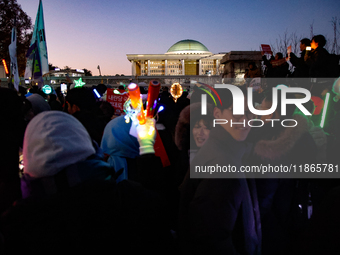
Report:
253,114,311,161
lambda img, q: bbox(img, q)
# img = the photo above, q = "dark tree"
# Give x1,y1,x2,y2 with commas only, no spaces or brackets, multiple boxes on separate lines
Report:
0,0,32,76
49,63,59,71
83,68,92,76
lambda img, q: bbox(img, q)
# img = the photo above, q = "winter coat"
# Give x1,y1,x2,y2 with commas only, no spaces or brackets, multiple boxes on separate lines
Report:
0,88,24,215
247,114,318,255
72,110,107,147
290,50,309,77
101,116,140,183
262,55,289,78
179,125,261,255
304,47,331,78
0,111,175,254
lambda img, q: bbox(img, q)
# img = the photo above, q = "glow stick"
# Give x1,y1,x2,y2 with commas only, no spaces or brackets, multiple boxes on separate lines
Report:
320,92,330,128
127,83,146,125
146,80,161,118
158,105,164,113
2,59,8,74
93,89,101,99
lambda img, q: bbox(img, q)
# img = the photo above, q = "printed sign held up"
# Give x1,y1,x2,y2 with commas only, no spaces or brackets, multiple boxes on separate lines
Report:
106,88,129,116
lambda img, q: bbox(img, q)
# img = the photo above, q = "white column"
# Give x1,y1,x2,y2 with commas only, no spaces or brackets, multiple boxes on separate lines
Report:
181,59,185,75
164,60,168,75
216,60,220,75
131,61,136,76
147,60,150,76
199,59,202,75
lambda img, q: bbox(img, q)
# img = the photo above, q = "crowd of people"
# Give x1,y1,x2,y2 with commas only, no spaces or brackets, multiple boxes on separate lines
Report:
261,34,340,79
0,34,339,255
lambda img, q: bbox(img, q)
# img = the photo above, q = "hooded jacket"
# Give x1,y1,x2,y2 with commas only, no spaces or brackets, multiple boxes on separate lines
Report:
21,111,114,198
1,112,175,254
101,115,140,183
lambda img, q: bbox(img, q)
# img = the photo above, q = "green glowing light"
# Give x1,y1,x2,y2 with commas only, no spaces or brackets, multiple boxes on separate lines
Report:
320,92,330,128
42,85,52,95
74,78,86,88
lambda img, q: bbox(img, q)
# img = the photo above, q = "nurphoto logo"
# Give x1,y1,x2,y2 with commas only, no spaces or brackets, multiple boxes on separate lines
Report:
201,84,312,128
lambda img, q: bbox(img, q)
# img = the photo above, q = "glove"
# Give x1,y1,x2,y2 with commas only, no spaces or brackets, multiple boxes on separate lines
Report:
136,117,156,155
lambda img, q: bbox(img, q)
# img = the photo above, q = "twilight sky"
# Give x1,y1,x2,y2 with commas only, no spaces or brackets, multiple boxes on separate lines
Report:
16,0,340,76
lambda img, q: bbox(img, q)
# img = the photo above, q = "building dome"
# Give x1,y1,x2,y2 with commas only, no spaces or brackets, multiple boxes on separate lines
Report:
166,39,211,54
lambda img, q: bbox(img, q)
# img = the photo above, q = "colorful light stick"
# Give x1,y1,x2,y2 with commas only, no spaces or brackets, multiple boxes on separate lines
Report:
320,92,330,128
2,59,8,74
127,83,146,125
146,80,161,118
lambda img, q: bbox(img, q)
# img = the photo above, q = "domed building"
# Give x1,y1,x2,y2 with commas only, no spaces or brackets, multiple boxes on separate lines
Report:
127,39,225,76
166,39,210,54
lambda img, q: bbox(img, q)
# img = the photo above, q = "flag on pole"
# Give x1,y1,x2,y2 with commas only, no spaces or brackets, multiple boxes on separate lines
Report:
8,26,20,91
24,0,48,87
26,41,43,80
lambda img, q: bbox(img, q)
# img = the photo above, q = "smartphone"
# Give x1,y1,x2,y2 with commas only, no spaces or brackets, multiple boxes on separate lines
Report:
61,83,67,94
306,46,312,51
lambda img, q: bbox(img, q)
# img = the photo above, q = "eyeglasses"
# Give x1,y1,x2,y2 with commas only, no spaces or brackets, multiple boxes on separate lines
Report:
227,107,254,120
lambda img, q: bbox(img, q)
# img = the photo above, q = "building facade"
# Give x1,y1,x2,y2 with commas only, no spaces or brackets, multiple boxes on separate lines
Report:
127,39,225,76
221,51,263,78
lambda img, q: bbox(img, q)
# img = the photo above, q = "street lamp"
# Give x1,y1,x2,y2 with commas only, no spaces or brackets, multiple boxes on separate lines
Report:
97,65,102,76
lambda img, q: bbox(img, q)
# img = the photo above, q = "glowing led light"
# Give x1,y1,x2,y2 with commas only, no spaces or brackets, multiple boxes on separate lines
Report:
158,106,164,112
2,59,8,74
170,83,183,103
148,126,155,136
139,131,146,138
42,85,52,95
320,92,330,128
74,77,86,88
93,88,101,98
